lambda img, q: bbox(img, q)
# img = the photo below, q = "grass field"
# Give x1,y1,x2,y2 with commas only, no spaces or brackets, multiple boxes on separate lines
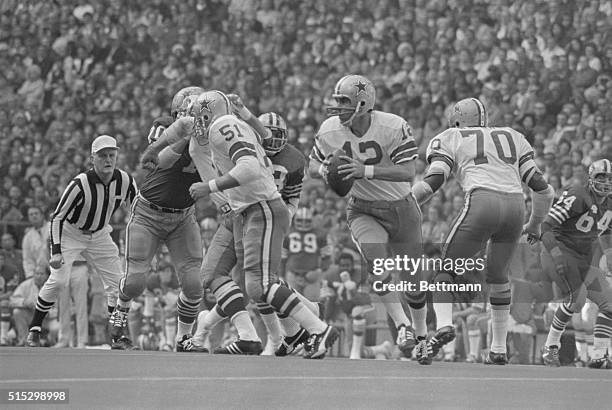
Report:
1,347,611,410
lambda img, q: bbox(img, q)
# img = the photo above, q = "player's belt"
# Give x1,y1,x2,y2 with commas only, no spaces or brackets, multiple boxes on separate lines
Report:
139,195,188,214
349,196,411,209
219,203,232,215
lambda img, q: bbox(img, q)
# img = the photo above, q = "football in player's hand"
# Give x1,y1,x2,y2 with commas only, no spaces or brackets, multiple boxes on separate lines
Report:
327,152,354,197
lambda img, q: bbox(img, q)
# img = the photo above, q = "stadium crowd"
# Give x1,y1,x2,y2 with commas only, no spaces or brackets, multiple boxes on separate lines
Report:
0,0,611,362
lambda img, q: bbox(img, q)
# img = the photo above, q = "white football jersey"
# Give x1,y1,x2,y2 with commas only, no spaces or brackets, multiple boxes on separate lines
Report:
311,111,418,201
208,114,280,212
161,116,229,210
425,126,538,194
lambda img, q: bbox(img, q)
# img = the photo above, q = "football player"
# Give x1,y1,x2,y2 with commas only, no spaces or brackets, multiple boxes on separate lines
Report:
140,89,264,355
540,158,612,369
188,90,338,359
111,87,207,351
308,74,428,359
413,97,555,364
282,207,326,301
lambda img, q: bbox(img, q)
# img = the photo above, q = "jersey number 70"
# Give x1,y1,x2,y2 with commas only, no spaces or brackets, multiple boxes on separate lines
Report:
460,129,517,165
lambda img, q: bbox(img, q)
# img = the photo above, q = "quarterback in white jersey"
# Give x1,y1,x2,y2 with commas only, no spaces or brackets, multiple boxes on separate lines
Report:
189,90,338,359
309,74,428,360
412,97,555,365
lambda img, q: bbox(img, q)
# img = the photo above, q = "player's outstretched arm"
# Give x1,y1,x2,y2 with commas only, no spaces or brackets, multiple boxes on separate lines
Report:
158,140,188,169
227,93,271,142
141,117,193,168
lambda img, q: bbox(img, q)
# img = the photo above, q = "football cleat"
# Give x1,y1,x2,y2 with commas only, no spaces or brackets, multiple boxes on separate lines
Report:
396,324,417,358
109,307,129,340
304,326,339,359
275,328,310,357
111,335,139,350
429,325,456,358
26,329,41,347
484,351,508,365
214,340,263,355
176,334,209,353
415,336,432,365
541,345,561,367
587,355,612,369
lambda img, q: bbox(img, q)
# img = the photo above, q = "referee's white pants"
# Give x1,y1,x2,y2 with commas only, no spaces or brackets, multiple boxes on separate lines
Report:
39,224,122,309
56,262,89,346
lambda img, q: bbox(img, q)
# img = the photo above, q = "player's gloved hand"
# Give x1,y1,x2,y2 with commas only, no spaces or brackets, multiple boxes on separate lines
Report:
189,182,211,200
549,247,568,278
227,93,252,120
140,147,159,171
49,253,64,270
337,155,365,180
522,221,541,245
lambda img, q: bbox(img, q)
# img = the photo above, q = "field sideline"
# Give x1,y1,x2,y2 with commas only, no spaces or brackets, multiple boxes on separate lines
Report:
1,347,611,410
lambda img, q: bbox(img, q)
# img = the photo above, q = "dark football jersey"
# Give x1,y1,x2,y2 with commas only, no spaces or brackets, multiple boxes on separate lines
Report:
270,144,306,204
283,229,326,274
139,137,201,209
545,183,612,257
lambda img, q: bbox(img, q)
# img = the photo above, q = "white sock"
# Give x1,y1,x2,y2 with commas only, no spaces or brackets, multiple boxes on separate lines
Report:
279,316,301,337
592,336,608,359
259,311,282,342
380,292,411,328
231,311,260,342
165,318,176,348
468,330,481,357
434,303,453,329
176,319,193,342
408,305,427,338
290,305,326,335
350,317,366,360
194,309,223,343
490,308,509,354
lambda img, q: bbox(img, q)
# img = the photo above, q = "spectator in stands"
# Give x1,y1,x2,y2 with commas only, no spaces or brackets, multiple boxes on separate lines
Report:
1,232,23,282
21,206,49,279
10,267,58,346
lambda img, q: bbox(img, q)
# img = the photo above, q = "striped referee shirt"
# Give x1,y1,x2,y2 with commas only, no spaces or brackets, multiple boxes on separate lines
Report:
50,168,137,255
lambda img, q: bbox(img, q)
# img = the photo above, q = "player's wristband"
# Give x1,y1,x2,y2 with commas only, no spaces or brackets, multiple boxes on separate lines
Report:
364,165,374,179
208,179,220,193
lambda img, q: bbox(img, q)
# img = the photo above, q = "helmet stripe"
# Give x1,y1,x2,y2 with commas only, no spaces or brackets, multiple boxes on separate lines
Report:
216,91,230,114
471,98,485,126
268,112,273,127
334,75,351,95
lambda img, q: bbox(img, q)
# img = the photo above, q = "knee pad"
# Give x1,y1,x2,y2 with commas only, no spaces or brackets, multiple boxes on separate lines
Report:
119,276,146,301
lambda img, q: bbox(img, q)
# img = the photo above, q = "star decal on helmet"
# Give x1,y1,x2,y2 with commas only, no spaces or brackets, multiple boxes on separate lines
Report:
354,80,367,95
200,97,213,112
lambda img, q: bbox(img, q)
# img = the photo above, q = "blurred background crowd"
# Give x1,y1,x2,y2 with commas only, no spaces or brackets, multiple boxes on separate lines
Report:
0,0,611,362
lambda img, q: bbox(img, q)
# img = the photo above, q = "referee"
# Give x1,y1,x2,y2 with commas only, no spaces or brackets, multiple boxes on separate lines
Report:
26,135,137,348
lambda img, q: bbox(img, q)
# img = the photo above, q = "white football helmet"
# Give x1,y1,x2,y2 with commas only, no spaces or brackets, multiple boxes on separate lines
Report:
447,98,489,127
170,86,205,119
294,207,313,231
193,90,232,139
326,74,376,126
588,158,612,197
258,112,288,156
